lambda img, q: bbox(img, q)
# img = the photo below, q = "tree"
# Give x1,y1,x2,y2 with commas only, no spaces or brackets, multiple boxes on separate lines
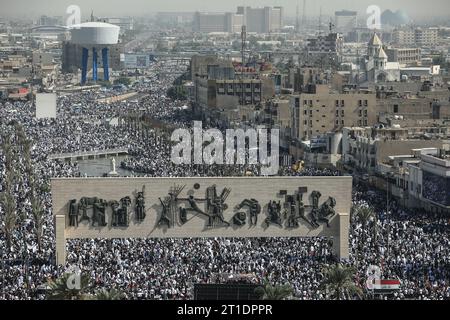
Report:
113,77,131,86
30,195,44,251
254,280,293,300
94,288,124,300
354,206,375,229
0,135,17,250
320,264,362,300
46,273,91,300
0,191,17,250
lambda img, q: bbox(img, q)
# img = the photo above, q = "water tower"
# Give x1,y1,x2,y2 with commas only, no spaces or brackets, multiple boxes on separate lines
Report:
69,22,120,84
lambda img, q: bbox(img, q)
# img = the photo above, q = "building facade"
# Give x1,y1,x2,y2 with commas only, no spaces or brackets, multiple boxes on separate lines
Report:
290,85,376,141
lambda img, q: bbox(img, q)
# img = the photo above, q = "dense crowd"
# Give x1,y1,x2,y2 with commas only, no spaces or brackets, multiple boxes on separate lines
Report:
1,60,450,300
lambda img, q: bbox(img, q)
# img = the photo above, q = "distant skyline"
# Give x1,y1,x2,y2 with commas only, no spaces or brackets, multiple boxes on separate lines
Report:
1,0,449,20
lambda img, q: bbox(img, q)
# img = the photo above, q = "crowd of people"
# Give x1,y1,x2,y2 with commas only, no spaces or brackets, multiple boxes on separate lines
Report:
0,60,450,300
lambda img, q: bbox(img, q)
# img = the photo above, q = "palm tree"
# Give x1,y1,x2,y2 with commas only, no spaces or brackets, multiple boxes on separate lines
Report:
321,264,363,300
46,273,91,300
94,288,124,300
354,206,375,229
30,195,44,251
1,192,17,250
255,280,293,300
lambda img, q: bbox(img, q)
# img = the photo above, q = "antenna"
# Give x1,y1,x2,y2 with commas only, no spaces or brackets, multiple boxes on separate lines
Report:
90,10,94,22
329,19,335,33
296,1,300,33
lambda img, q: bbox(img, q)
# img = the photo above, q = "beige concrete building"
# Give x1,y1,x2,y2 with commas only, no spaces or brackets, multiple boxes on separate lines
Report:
342,126,445,173
290,85,376,141
51,176,352,265
386,48,421,66
393,27,438,47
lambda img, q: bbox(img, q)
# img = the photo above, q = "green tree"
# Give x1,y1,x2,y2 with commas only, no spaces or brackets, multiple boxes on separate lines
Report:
0,191,17,250
354,206,375,229
254,280,293,300
46,273,91,300
113,77,131,86
320,264,362,300
94,288,124,300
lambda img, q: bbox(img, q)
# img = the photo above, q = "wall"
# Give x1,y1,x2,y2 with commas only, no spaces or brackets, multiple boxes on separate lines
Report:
52,177,352,264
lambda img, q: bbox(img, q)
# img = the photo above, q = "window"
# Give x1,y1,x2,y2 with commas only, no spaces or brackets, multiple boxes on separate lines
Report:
341,100,345,107
358,100,362,107
341,110,345,116
304,110,307,115
304,120,308,125
394,104,399,113
336,110,339,116
364,100,368,107
359,110,362,117
341,120,345,125
335,100,339,107
364,110,368,117
335,120,339,125
309,110,313,116
304,100,308,105
364,119,368,126
358,120,362,126
309,120,313,126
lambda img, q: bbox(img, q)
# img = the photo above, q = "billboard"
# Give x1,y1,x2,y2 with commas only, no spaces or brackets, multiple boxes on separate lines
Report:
35,93,57,119
123,54,150,69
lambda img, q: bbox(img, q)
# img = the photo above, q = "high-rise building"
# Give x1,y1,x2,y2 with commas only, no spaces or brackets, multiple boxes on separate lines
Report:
237,6,284,33
38,15,63,26
334,10,357,34
193,12,242,33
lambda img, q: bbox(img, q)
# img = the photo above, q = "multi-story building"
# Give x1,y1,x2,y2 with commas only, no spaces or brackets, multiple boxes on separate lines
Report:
412,148,450,211
386,47,421,66
97,17,134,34
290,85,376,141
237,6,284,33
193,12,239,33
342,126,445,173
335,10,357,34
38,15,63,26
393,27,438,47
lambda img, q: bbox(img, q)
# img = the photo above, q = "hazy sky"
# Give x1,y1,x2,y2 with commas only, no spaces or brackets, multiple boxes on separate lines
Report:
0,0,449,19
